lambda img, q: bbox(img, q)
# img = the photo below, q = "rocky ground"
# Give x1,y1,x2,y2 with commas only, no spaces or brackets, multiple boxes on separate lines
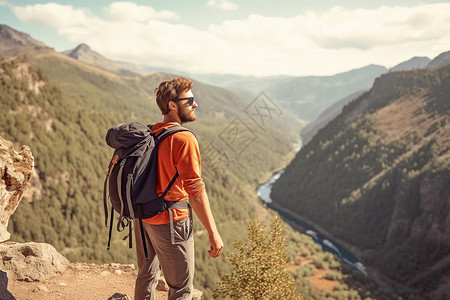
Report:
7,262,168,300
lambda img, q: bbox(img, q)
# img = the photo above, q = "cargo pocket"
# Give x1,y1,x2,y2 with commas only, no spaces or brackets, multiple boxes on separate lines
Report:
173,217,191,243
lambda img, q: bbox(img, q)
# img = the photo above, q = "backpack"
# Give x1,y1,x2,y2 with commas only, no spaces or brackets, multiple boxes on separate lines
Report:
103,122,193,259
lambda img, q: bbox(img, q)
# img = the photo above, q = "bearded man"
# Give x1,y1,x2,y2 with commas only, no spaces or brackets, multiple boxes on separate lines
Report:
134,77,224,300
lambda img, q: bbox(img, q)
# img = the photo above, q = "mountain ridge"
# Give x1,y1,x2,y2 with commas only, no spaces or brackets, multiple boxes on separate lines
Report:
389,56,431,72
62,43,147,77
426,50,450,69
0,24,51,58
0,24,48,49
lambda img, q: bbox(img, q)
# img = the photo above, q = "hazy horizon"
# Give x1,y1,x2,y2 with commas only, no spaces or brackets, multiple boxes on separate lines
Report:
1,0,450,77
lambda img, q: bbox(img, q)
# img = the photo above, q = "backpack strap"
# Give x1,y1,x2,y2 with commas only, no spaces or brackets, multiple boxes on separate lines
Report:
107,206,114,250
103,174,110,227
139,214,149,261
160,170,179,199
125,173,136,219
104,154,120,227
158,170,190,244
128,220,133,249
152,125,196,142
116,159,127,232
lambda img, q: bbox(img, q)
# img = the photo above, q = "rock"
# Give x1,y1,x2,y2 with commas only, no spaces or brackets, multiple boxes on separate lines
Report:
0,270,16,300
32,284,48,293
0,135,34,242
107,293,131,300
0,242,70,281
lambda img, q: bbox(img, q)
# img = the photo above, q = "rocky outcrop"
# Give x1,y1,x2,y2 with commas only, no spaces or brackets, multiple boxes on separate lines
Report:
0,136,69,299
0,242,70,281
0,135,34,242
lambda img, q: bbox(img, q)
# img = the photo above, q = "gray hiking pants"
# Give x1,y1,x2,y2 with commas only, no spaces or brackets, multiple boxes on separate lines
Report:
134,216,194,300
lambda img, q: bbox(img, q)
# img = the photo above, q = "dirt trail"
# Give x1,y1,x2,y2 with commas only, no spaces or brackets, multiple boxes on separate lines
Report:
8,262,168,300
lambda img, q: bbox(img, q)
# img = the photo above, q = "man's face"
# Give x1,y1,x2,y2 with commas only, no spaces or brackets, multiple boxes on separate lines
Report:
177,90,198,124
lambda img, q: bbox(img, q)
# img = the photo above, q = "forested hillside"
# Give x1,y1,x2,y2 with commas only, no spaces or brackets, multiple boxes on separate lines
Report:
271,59,450,299
0,51,302,299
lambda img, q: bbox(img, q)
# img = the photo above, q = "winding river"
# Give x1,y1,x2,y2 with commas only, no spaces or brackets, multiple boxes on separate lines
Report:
257,143,367,276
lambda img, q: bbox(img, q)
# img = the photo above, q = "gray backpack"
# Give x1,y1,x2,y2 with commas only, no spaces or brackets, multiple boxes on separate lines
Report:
103,122,193,259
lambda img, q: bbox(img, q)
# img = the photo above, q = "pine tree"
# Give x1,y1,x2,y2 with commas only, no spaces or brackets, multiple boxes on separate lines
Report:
214,217,302,300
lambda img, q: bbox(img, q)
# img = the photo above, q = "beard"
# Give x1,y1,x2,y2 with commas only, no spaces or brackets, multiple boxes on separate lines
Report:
178,108,196,124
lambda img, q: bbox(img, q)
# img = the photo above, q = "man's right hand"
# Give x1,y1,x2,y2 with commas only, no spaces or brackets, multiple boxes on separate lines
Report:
208,233,224,258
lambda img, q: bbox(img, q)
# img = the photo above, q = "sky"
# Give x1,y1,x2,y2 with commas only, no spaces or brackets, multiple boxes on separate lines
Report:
1,0,450,77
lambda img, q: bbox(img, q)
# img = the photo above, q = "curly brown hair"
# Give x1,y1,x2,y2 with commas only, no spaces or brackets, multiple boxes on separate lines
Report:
155,77,193,115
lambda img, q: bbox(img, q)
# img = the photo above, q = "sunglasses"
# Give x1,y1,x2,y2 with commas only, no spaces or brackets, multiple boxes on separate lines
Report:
172,97,195,106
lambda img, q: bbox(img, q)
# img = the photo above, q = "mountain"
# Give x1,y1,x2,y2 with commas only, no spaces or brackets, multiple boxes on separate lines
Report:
264,64,388,122
301,56,434,143
271,53,450,299
300,90,366,143
301,53,446,144
389,56,431,72
0,24,51,57
62,43,147,76
62,43,185,77
426,50,450,69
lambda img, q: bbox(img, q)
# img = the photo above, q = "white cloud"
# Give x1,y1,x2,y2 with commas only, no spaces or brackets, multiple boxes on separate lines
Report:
207,3,450,74
105,2,178,22
0,1,12,8
12,3,90,28
9,2,450,76
297,5,450,50
206,0,238,11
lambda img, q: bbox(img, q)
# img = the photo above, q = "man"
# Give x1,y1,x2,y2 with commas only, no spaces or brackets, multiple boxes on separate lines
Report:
134,77,224,300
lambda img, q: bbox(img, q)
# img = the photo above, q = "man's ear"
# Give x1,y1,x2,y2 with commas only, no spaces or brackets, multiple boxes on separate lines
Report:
167,100,178,112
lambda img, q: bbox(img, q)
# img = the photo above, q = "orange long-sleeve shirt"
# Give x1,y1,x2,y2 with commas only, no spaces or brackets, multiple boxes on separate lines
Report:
143,122,205,225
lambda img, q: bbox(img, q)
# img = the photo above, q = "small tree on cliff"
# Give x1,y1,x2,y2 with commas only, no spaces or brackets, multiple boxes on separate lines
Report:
214,217,301,300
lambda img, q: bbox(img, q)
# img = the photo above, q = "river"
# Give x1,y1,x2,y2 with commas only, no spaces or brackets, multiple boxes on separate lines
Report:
257,143,367,276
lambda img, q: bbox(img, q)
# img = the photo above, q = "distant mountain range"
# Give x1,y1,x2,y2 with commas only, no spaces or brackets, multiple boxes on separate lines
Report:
57,39,446,127
47,33,450,130
3,22,449,134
